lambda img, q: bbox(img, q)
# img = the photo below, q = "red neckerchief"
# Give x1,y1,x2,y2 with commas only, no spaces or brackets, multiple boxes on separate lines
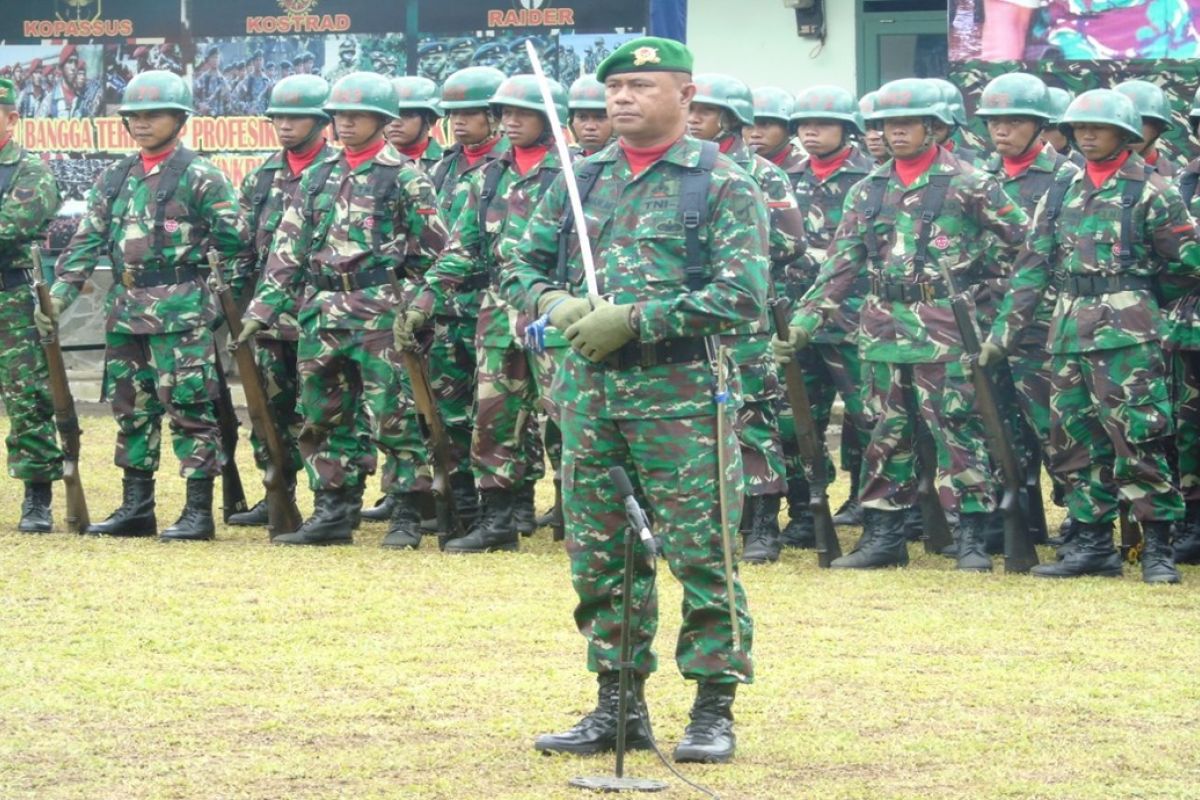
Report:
810,146,852,182
513,143,550,176
620,136,680,177
464,135,501,166
717,135,736,154
1002,146,1041,178
1086,150,1131,188
344,138,386,170
141,145,177,175
942,139,957,153
1145,148,1160,166
399,139,431,161
765,144,790,167
285,138,325,176
894,145,939,187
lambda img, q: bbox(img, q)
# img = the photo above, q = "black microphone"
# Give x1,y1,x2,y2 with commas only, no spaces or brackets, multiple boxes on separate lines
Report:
609,466,657,558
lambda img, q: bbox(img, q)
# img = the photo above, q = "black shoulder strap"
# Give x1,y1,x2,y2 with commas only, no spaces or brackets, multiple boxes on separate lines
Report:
1118,175,1147,271
430,149,458,195
680,140,718,291
149,148,197,267
1181,167,1200,208
0,162,19,206
1043,169,1075,270
368,163,404,258
537,166,560,194
862,174,890,270
555,160,605,283
251,157,283,225
302,158,342,251
912,173,952,274
477,160,508,262
104,153,139,205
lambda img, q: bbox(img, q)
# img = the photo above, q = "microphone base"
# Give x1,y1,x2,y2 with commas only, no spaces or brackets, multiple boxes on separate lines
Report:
569,776,670,793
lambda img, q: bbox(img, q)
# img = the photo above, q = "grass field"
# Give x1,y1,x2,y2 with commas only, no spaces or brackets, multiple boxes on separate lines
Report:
1,416,1198,800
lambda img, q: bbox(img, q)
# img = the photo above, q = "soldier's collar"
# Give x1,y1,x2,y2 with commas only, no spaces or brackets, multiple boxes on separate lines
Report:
0,136,19,165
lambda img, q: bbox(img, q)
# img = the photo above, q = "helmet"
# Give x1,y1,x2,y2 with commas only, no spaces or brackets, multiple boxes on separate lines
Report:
872,78,953,126
859,90,881,127
490,74,567,123
1060,89,1144,143
119,70,193,115
265,74,331,120
339,39,357,53
392,76,442,117
441,66,506,110
691,73,755,127
568,74,606,112
325,71,398,119
927,78,968,127
1114,79,1173,129
295,51,314,63
752,86,795,124
1047,87,1074,125
791,85,865,133
975,72,1052,121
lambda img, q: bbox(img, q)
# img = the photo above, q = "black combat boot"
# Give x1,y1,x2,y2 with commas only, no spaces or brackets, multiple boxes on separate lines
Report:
830,508,909,569
18,482,53,533
360,494,395,522
449,472,480,534
832,465,864,526
673,682,737,764
536,478,565,541
160,478,216,541
514,481,536,537
534,671,651,755
274,489,353,546
227,498,268,527
1031,521,1123,578
443,488,518,553
1141,520,1181,585
381,492,425,550
1171,503,1200,564
902,505,924,542
86,469,157,537
1047,515,1077,548
780,478,815,548
983,510,1006,555
742,494,782,564
955,512,993,572
346,482,365,530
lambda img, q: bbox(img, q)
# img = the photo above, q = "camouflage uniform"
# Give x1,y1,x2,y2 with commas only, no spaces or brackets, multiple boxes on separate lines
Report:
0,136,63,483
501,135,767,683
1045,0,1200,60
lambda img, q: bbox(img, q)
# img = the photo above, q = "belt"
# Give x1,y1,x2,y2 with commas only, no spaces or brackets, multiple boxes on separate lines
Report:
870,278,947,302
610,337,710,370
312,266,398,292
461,272,491,291
116,265,201,289
1060,274,1156,296
0,268,30,291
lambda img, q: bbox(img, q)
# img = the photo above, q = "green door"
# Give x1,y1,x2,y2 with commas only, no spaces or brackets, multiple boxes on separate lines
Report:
858,7,949,94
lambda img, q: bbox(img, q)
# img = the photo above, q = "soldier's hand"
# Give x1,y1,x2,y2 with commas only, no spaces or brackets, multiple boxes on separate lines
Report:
33,297,65,337
393,308,429,351
977,342,1006,368
232,319,266,351
537,290,592,330
771,326,809,365
564,299,636,362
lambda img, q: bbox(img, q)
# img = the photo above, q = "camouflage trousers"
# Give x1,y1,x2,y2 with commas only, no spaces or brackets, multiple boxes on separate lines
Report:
1049,344,1183,524
561,405,753,683
297,327,424,493
530,344,564,478
428,315,477,478
1007,339,1069,500
782,343,871,487
471,340,547,492
860,360,997,515
1170,350,1200,504
104,328,222,478
726,335,785,496
247,336,303,475
0,325,63,482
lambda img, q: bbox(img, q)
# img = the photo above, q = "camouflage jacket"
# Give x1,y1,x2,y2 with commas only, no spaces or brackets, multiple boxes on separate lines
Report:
417,146,568,345
793,146,1030,364
723,136,806,285
52,146,247,335
1048,0,1200,60
429,136,511,218
0,138,61,331
235,142,338,341
500,135,770,420
415,137,445,174
245,144,447,333
989,151,1200,355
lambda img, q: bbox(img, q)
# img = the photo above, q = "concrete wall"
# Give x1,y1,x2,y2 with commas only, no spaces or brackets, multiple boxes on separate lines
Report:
686,0,857,93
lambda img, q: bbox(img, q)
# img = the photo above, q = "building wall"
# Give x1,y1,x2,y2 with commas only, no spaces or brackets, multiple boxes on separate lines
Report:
686,0,857,93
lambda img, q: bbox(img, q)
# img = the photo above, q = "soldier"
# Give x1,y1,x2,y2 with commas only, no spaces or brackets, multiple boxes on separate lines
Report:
776,78,1030,572
688,73,805,564
506,36,766,765
0,78,65,532
399,75,570,553
983,89,1200,583
859,90,890,165
384,76,444,170
1114,79,1178,178
325,39,358,84
746,86,799,167
294,52,315,77
1181,88,1200,213
567,74,612,157
36,71,248,541
928,78,983,165
226,76,336,528
194,46,227,117
235,72,447,547
784,85,875,539
237,50,270,117
1043,87,1081,165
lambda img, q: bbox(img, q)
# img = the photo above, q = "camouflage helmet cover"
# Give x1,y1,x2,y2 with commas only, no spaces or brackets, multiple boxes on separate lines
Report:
691,72,755,127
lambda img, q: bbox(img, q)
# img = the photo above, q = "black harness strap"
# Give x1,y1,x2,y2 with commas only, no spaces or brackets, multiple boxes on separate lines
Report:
1118,175,1147,271
429,148,459,195
368,163,403,258
301,158,341,252
862,174,890,272
1181,167,1200,208
250,157,283,226
555,160,604,283
149,149,197,268
680,140,718,291
0,161,19,205
1043,169,1075,269
477,159,507,256
912,173,952,274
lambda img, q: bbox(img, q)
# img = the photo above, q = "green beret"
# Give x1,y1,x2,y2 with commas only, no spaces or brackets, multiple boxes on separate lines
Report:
596,36,693,83
0,78,14,105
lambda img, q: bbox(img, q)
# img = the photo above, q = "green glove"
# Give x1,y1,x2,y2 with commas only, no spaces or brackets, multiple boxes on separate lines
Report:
770,326,809,365
538,290,593,330
977,341,1006,368
232,319,266,351
32,296,65,338
564,299,636,362
393,308,429,350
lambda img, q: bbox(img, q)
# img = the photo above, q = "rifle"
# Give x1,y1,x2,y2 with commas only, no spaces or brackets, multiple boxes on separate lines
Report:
901,365,957,555
1022,426,1050,545
30,246,89,533
770,299,842,567
207,251,302,537
947,298,1039,573
206,259,249,523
